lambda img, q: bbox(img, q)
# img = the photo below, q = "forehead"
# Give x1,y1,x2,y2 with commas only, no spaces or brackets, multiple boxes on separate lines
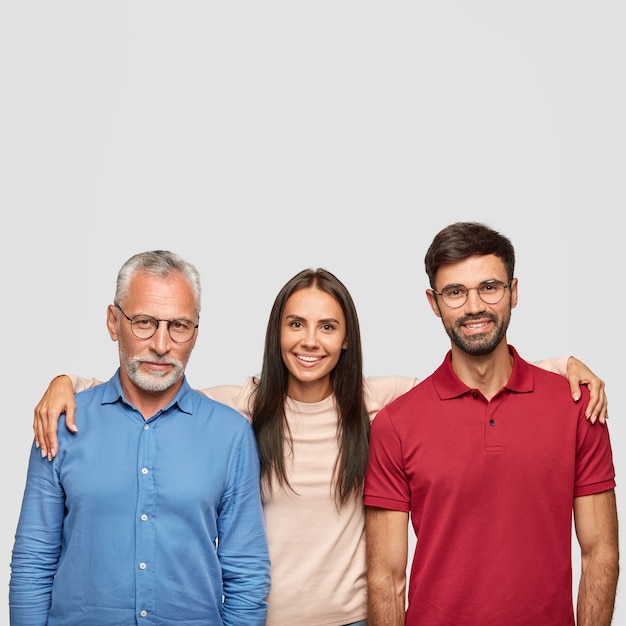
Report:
124,271,197,318
283,287,344,320
435,254,507,287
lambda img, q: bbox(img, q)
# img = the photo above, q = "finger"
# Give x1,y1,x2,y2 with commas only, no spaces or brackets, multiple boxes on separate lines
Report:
586,394,599,423
569,379,581,403
33,403,48,458
43,410,62,461
65,403,78,433
584,379,607,424
592,396,608,425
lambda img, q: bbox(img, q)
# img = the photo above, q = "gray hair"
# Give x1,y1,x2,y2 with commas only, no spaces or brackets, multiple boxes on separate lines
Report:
114,250,202,315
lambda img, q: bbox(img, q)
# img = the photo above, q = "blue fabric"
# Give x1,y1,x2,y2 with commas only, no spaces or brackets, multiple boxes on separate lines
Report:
10,371,270,626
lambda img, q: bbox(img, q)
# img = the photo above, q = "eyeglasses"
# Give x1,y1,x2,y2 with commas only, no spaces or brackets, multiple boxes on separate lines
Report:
431,280,511,309
115,304,198,343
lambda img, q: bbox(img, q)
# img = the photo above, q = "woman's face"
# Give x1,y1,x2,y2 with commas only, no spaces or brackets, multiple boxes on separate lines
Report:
280,286,348,402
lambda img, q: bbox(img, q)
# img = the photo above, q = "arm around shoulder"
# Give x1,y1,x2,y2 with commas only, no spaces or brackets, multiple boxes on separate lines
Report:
33,373,96,460
532,355,608,423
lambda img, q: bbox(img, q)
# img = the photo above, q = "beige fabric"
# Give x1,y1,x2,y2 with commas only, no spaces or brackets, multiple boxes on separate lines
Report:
207,376,418,626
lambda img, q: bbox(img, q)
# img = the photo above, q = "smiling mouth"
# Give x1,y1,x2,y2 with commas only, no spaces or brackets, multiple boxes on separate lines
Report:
296,354,323,363
464,321,490,330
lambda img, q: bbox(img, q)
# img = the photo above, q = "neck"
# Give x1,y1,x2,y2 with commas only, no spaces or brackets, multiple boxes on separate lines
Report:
118,371,183,420
287,378,333,403
449,341,513,401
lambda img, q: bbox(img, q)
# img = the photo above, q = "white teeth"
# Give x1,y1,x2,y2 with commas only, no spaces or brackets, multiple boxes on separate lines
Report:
297,355,322,362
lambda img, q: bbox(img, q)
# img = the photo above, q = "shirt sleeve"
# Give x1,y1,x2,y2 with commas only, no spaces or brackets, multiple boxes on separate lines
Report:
574,395,616,497
9,442,65,626
218,422,270,625
364,406,412,512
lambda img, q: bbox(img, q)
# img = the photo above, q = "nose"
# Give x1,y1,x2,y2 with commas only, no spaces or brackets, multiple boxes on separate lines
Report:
301,328,320,348
464,287,486,313
150,321,172,354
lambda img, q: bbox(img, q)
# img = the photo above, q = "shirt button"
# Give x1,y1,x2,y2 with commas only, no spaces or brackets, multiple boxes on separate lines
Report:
489,419,495,426
140,610,147,617
144,424,149,430
141,514,148,521
141,467,148,474
139,562,147,570
472,391,478,398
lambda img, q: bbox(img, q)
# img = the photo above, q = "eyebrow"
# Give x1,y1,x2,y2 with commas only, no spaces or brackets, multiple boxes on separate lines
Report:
285,314,342,325
440,278,504,289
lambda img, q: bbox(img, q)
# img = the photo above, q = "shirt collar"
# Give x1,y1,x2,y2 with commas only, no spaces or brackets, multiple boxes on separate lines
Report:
433,345,533,400
101,368,195,415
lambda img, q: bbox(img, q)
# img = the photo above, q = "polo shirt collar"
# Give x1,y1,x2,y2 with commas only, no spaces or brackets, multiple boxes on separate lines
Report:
433,345,533,400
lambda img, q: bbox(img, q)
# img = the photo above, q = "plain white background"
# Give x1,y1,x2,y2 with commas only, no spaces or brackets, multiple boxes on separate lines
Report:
1,2,623,623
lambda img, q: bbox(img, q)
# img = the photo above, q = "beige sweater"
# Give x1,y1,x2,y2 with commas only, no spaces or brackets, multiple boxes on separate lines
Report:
207,376,418,625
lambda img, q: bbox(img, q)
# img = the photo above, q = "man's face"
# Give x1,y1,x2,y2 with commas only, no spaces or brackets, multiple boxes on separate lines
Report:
107,271,199,393
426,254,518,356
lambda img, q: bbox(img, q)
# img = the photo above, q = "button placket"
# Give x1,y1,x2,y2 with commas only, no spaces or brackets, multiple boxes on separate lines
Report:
135,417,157,618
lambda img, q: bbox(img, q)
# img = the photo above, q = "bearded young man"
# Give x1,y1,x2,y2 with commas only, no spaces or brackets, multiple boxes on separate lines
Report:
364,222,618,626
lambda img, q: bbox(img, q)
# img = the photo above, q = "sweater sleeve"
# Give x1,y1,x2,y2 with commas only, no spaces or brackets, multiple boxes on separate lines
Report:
531,356,568,377
67,374,102,392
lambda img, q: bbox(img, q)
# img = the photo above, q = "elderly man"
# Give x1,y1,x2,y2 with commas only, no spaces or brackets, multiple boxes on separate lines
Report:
10,250,270,625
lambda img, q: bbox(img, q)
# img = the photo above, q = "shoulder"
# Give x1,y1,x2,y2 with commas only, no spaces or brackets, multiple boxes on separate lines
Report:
515,357,591,420
191,390,251,423
363,375,420,415
378,372,440,422
186,391,258,450
199,377,258,420
74,382,115,414
527,360,580,393
367,376,436,435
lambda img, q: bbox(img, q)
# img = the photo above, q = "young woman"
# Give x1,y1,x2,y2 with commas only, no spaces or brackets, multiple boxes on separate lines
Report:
33,268,607,626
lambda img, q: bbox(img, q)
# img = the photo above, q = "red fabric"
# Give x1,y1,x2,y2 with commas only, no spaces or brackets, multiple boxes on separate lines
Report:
364,346,615,626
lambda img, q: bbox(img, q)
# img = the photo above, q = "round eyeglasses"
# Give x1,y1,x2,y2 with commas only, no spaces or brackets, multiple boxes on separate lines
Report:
115,304,198,343
431,280,511,309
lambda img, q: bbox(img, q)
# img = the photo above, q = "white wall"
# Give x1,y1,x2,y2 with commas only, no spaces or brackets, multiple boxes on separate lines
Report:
1,2,623,623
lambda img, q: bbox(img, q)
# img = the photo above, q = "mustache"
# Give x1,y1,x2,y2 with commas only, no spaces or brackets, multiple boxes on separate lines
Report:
134,354,183,368
457,313,498,326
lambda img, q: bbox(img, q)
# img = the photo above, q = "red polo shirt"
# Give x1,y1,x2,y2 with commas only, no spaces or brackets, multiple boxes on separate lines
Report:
364,346,615,626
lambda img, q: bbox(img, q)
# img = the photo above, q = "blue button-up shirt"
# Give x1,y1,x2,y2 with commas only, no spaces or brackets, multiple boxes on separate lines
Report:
10,371,270,625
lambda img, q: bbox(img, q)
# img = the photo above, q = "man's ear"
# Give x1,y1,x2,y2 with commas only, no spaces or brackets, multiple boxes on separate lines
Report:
426,289,442,318
509,277,519,309
106,304,119,341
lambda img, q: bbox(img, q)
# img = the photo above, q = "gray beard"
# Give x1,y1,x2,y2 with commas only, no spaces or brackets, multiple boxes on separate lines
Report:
120,350,185,392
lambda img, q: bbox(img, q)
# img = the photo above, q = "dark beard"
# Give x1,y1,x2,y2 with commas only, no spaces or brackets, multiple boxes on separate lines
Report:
445,312,510,356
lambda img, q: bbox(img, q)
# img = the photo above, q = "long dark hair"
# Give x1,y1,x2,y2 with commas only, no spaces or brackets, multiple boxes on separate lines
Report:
251,268,369,506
